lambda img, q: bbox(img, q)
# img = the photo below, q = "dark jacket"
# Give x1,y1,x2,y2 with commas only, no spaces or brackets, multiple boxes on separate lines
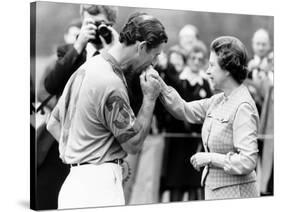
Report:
44,44,87,96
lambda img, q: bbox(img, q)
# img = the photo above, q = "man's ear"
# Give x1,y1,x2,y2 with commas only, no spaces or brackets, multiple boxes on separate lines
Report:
225,70,231,77
137,41,147,55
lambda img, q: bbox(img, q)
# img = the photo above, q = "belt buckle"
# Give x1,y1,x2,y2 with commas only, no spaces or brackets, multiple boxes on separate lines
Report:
118,159,122,165
116,159,123,165
71,162,82,167
115,159,120,165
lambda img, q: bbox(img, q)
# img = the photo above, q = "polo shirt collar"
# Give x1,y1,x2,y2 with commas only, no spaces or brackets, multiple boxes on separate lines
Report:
101,51,128,89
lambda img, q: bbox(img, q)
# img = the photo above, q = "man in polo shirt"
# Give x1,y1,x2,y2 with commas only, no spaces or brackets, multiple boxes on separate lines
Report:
47,12,168,209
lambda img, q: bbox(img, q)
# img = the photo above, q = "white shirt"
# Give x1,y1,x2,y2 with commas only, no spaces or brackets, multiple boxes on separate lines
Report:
86,42,98,60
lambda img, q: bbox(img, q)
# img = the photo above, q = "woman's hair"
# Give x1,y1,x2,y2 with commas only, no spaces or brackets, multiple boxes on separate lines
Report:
210,36,249,84
119,12,168,50
188,40,208,59
167,45,187,64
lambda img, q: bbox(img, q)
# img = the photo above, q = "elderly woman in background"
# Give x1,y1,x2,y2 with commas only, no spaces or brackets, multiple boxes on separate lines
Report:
158,45,189,202
155,36,259,200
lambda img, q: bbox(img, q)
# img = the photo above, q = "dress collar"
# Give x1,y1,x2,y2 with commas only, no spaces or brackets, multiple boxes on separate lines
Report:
179,66,204,86
223,84,246,102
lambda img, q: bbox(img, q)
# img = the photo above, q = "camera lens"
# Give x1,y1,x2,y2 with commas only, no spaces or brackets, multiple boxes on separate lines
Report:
98,24,112,44
89,22,112,45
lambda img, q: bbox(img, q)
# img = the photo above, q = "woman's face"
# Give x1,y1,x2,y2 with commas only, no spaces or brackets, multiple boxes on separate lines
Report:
187,51,205,73
206,51,228,91
169,52,185,73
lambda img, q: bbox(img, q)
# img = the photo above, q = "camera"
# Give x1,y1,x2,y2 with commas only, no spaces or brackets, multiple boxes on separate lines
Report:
89,21,112,45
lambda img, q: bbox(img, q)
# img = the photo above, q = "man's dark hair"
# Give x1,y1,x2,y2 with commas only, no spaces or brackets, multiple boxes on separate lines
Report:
119,12,168,50
210,36,249,84
80,4,118,24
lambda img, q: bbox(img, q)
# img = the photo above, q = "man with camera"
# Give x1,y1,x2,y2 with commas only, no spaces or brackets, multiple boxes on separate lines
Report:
44,4,118,96
35,5,118,210
47,12,168,209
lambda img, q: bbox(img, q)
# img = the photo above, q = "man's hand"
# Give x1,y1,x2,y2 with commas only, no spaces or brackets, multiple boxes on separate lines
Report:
74,18,97,54
145,67,169,94
99,26,120,53
140,67,161,101
190,152,211,171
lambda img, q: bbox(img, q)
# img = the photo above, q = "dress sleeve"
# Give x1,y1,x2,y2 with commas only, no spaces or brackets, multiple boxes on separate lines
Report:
223,102,259,175
159,86,212,124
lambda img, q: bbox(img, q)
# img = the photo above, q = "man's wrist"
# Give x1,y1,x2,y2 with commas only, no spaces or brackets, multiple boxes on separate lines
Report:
207,153,212,166
160,83,172,96
143,95,156,106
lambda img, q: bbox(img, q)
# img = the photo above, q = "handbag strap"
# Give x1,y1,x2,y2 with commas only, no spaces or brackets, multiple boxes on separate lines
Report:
36,94,54,114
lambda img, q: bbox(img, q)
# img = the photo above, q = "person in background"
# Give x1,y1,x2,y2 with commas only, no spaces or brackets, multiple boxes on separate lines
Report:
246,29,273,195
46,12,168,209
246,28,272,114
180,40,212,101
35,5,118,210
156,36,259,200
178,40,212,200
248,28,272,81
44,4,118,96
34,18,83,211
158,45,188,202
63,19,82,45
37,18,83,110
178,24,199,57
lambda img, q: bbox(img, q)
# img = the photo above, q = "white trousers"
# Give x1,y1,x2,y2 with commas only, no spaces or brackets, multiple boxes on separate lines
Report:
58,163,125,209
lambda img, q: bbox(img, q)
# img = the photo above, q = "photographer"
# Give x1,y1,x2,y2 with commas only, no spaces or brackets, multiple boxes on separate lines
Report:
44,4,118,96
35,5,117,210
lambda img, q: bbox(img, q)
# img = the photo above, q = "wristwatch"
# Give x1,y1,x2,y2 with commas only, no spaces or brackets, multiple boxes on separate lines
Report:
207,154,212,166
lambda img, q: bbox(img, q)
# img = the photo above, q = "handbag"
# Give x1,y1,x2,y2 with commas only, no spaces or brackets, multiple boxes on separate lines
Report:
31,95,56,168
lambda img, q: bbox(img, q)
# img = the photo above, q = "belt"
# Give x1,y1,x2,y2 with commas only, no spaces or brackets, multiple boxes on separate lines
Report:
70,159,123,167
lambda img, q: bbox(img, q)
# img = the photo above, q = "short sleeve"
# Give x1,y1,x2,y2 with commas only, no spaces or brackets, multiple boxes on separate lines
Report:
101,88,141,144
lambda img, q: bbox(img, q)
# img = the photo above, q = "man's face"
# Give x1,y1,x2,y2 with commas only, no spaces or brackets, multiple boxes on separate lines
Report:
252,32,271,58
82,11,110,45
131,43,165,74
179,30,197,53
180,35,196,52
83,11,110,25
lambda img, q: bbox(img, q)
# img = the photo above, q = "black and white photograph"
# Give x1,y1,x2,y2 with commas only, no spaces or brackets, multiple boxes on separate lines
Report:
1,0,278,211
29,1,275,211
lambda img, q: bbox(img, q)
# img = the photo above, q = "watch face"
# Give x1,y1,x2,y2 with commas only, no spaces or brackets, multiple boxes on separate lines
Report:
199,88,207,98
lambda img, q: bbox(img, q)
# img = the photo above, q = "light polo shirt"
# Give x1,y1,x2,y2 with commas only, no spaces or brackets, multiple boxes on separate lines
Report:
51,52,139,165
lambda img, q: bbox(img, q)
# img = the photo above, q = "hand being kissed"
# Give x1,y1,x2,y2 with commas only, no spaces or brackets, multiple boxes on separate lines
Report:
140,66,162,101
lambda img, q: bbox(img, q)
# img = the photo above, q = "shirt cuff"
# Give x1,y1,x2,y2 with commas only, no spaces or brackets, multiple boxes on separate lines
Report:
161,85,174,96
209,152,226,169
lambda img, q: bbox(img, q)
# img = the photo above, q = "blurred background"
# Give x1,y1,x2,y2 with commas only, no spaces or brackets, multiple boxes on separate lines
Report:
35,2,273,56
33,2,273,87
